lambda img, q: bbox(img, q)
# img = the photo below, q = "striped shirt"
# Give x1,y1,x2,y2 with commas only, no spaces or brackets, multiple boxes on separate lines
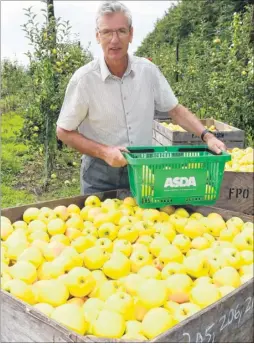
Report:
57,54,178,147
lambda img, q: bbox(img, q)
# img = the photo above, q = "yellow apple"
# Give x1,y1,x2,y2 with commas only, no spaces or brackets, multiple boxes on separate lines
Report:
219,227,239,242
28,231,50,243
1,222,14,240
65,227,82,241
138,265,161,279
233,233,253,251
130,249,152,273
34,279,69,306
34,303,54,316
190,283,220,308
18,247,44,268
54,247,83,272
95,237,113,253
67,204,81,214
37,208,56,224
193,276,212,286
47,218,66,236
97,280,123,301
66,214,84,230
53,206,69,221
170,216,188,235
23,207,40,223
161,262,186,279
240,250,253,265
103,252,131,279
123,197,137,207
66,267,95,297
118,225,139,243
239,264,253,276
9,261,37,284
137,279,168,309
141,307,174,339
122,273,145,296
37,261,65,280
113,239,132,257
166,274,193,303
172,234,191,253
174,208,189,218
98,222,117,241
184,255,209,278
51,304,87,335
5,279,36,305
83,246,109,270
42,242,66,261
184,219,205,239
213,267,241,288
190,212,203,220
174,302,201,322
71,235,96,253
85,195,101,207
159,244,183,264
226,217,244,231
50,234,70,246
160,205,175,215
154,222,176,242
191,236,210,250
149,235,170,257
221,248,242,269
92,309,125,338
219,286,235,297
104,291,134,320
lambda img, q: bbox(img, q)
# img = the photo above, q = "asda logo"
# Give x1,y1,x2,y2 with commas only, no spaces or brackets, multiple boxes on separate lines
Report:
164,177,197,188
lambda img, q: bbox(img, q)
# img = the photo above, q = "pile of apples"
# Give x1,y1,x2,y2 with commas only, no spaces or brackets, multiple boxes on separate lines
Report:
160,122,231,133
225,147,254,172
1,196,253,340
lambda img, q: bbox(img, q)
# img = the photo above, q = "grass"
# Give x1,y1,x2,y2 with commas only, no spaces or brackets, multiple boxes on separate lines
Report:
1,111,81,208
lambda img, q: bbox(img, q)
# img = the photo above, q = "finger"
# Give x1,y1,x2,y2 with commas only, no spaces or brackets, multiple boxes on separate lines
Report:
212,144,222,154
117,146,130,153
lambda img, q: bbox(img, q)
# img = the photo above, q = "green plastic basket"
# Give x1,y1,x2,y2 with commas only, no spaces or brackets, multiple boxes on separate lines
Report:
123,145,231,209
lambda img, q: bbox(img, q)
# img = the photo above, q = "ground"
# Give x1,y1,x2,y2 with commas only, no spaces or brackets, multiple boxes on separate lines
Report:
1,111,81,208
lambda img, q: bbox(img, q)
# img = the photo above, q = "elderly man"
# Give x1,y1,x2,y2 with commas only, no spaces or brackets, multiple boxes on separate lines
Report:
57,0,226,195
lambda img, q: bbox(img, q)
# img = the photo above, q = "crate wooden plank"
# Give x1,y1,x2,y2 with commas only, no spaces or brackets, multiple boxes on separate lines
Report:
215,171,254,215
153,118,245,147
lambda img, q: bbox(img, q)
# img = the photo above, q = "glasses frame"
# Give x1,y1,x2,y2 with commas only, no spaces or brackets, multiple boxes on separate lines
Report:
97,26,132,40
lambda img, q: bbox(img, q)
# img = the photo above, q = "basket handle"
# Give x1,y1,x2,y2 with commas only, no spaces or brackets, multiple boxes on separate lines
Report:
178,147,220,155
128,148,155,153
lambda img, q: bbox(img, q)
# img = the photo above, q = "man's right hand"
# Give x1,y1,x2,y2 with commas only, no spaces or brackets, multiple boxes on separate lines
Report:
103,146,129,167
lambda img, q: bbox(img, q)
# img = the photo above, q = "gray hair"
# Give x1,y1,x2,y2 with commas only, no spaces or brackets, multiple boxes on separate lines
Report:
96,1,132,29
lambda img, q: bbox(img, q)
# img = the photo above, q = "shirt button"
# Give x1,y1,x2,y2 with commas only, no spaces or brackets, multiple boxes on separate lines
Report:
124,97,126,100
126,112,129,115
129,126,131,129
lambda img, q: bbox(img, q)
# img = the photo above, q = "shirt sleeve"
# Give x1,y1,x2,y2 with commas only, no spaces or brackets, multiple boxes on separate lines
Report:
57,76,89,131
152,64,178,112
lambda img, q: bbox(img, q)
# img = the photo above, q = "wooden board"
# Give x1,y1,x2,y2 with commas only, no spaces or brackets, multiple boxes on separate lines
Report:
1,189,253,343
153,118,245,148
215,171,254,215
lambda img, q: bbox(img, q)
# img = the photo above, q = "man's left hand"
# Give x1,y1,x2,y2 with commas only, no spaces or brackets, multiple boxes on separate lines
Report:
204,133,227,154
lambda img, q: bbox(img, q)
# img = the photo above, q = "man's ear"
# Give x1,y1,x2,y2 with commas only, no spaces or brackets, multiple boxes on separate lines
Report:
96,30,100,44
129,26,133,44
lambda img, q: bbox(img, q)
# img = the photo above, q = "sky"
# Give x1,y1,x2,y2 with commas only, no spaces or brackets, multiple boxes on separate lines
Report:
1,0,177,65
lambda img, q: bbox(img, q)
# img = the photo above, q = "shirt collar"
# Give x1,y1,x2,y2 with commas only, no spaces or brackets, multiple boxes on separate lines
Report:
100,54,134,82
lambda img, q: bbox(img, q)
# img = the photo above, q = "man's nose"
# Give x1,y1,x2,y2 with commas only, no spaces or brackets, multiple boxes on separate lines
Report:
111,31,120,42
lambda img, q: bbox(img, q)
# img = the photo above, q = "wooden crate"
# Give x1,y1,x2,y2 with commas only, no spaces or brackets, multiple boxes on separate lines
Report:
153,118,245,148
1,189,254,343
215,171,254,215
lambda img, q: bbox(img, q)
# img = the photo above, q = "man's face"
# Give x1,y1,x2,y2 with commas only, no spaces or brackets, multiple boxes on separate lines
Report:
96,12,133,62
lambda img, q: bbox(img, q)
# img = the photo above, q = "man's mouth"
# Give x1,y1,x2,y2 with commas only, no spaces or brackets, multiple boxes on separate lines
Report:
110,47,121,51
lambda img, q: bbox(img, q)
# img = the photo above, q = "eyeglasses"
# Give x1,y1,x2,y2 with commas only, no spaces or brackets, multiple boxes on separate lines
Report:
98,28,130,40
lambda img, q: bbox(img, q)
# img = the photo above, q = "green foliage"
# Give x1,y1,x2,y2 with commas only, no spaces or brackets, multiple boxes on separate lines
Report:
136,1,254,145
1,112,80,208
19,3,92,186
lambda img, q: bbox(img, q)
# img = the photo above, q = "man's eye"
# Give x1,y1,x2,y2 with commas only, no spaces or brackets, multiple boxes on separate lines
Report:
102,30,110,35
119,29,128,34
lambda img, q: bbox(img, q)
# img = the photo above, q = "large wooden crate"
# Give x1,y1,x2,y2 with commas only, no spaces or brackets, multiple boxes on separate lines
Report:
153,118,245,148
215,171,254,215
1,189,254,343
